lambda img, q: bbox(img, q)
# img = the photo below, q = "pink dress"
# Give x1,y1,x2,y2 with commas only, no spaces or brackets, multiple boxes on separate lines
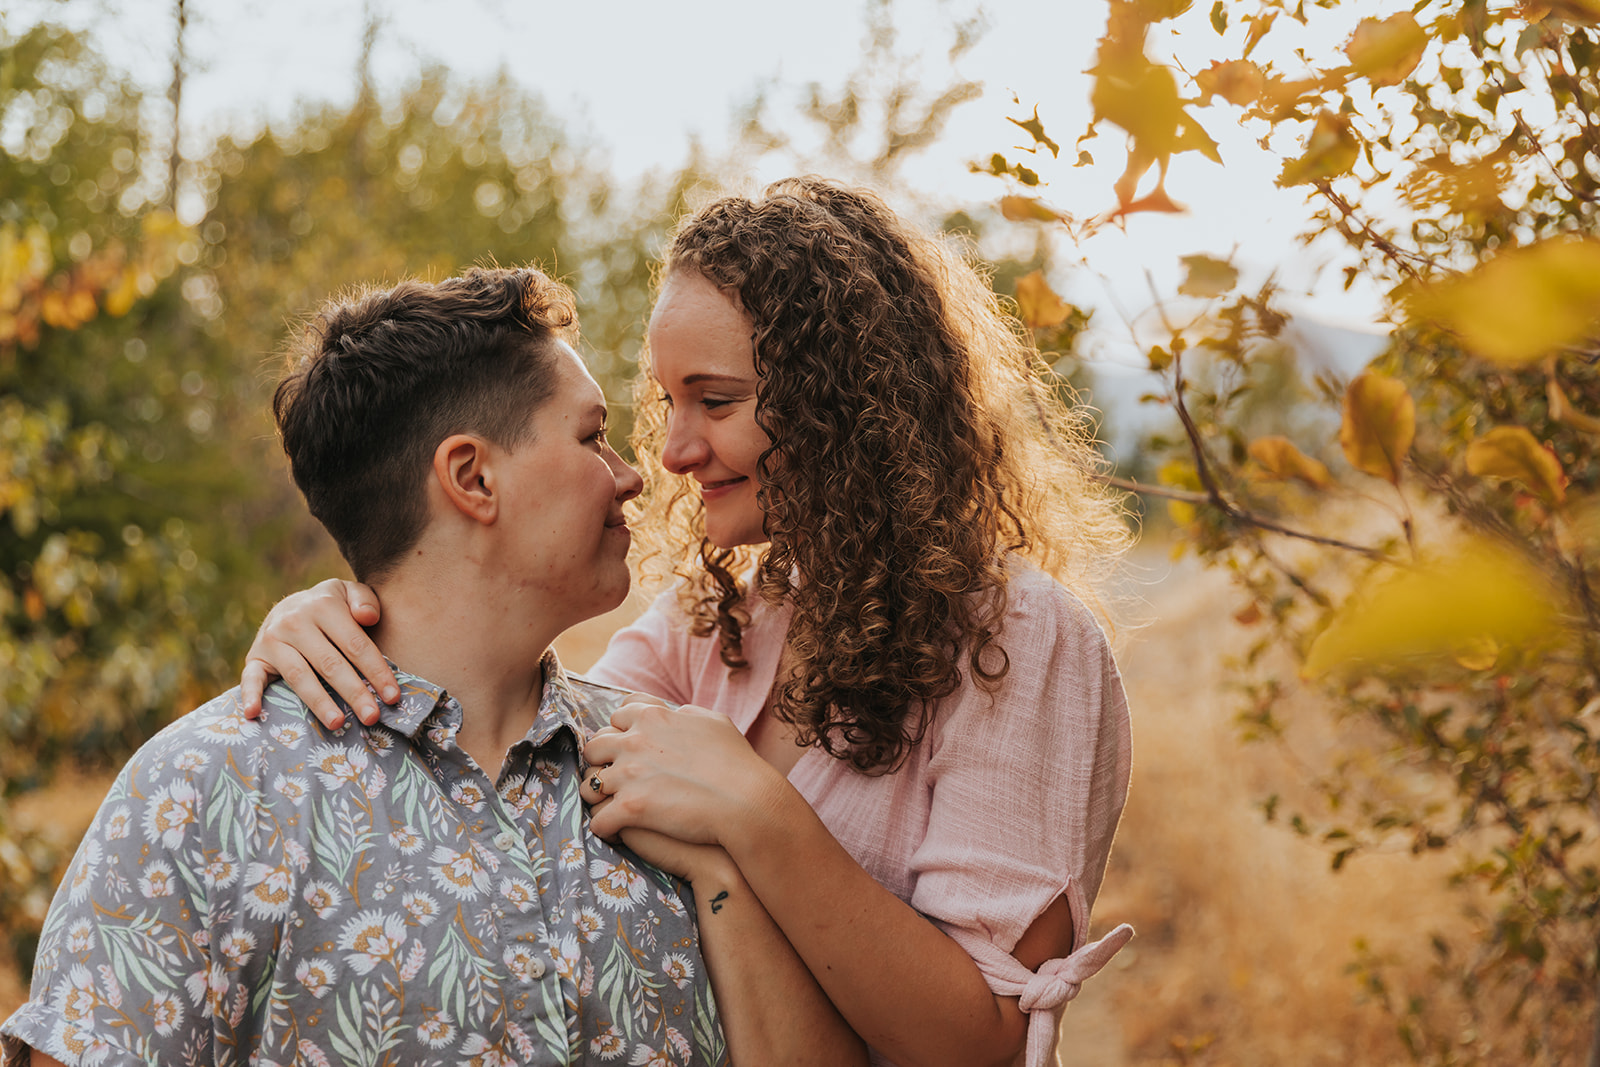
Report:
586,563,1134,1067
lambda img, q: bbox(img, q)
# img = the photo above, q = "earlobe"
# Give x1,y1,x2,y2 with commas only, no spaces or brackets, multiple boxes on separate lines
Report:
433,434,498,525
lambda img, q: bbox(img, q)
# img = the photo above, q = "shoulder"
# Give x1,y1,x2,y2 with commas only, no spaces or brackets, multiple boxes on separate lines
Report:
995,561,1117,671
927,564,1125,750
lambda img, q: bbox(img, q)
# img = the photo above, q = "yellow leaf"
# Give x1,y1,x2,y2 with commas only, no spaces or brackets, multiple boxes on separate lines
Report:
1280,112,1359,186
1195,59,1265,106
1346,13,1429,88
1249,435,1334,489
1415,238,1600,365
1243,10,1278,57
1000,196,1061,223
1303,542,1559,677
1178,254,1239,298
1340,372,1415,484
1466,425,1568,503
1167,499,1197,526
1015,270,1072,329
1091,55,1185,150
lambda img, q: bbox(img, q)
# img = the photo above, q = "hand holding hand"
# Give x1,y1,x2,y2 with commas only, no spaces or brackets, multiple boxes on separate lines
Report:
580,696,787,847
615,827,737,887
239,578,394,728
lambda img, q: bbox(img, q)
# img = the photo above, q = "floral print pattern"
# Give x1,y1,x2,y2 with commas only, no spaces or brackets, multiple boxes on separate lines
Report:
1,656,726,1067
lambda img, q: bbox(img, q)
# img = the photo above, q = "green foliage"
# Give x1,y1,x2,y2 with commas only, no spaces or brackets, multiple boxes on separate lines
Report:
0,21,699,981
988,0,1600,1061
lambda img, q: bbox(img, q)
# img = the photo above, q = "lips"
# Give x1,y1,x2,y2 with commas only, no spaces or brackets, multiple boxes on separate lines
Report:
698,476,747,500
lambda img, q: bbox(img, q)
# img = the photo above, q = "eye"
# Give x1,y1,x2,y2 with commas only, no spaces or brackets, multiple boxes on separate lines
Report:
589,426,609,446
701,397,732,410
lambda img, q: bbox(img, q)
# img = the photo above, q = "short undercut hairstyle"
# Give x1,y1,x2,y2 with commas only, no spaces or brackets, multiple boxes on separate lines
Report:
274,266,578,582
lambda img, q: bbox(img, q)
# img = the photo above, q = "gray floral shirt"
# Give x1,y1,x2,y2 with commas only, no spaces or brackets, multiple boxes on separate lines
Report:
1,655,726,1067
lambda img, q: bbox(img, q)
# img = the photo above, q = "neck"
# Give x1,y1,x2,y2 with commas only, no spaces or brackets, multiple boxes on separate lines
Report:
369,569,567,769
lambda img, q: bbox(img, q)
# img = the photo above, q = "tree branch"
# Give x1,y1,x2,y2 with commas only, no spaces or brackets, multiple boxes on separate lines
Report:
1312,180,1430,283
1159,350,1390,559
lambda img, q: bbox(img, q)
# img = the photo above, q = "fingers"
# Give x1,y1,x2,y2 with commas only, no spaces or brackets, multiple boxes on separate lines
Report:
582,731,622,769
312,610,397,715
578,763,612,806
582,793,617,844
262,640,348,731
239,660,276,720
308,582,397,706
609,694,670,731
341,579,384,628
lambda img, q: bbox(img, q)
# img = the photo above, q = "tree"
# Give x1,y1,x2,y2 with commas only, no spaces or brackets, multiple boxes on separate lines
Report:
0,20,695,979
986,1,1600,1062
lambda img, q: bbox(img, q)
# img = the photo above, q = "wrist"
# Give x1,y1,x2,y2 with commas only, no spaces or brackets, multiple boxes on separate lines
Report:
722,768,812,865
686,848,744,899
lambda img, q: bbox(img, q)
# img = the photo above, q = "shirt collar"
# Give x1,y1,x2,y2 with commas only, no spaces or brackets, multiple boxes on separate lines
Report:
373,651,591,746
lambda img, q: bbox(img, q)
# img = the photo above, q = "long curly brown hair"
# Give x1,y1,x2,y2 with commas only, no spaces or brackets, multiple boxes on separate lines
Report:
631,177,1130,773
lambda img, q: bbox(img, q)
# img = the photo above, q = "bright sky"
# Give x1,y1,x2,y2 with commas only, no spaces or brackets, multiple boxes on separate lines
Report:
11,0,1394,443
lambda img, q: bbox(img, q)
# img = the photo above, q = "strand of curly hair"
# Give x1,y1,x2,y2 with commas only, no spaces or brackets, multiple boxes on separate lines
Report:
630,177,1131,773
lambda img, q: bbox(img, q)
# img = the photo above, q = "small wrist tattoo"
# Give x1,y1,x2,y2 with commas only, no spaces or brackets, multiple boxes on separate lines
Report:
709,890,729,914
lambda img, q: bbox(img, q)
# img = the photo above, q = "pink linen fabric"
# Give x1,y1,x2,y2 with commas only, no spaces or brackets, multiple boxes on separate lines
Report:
585,562,1134,1067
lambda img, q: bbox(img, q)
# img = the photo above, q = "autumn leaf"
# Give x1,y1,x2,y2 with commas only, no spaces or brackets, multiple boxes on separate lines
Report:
1195,59,1265,106
1340,372,1415,484
1015,270,1072,329
1303,542,1558,677
1466,425,1568,503
1413,237,1600,365
1178,253,1239,297
1280,112,1359,186
1249,435,1333,488
1346,13,1429,88
1007,106,1060,158
1000,196,1062,223
1243,10,1278,57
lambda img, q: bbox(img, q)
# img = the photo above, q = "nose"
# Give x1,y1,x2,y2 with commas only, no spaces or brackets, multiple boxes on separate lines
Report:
610,450,643,503
659,410,709,476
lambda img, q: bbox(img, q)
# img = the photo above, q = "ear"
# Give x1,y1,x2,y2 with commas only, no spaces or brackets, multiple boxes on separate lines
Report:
433,434,499,526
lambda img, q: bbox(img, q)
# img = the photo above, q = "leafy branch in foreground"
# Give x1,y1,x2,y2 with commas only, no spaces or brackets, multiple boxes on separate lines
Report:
992,1,1600,1062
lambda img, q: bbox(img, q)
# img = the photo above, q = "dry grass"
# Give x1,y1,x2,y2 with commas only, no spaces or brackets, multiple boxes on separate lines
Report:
1,570,1474,1064
1058,555,1473,1066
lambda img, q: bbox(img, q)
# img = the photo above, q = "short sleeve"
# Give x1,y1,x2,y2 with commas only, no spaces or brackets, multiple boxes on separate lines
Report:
2,736,212,1067
906,572,1133,1067
586,589,695,704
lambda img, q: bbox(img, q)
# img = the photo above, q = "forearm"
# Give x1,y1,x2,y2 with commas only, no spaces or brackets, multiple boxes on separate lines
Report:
688,855,867,1067
725,788,1027,1067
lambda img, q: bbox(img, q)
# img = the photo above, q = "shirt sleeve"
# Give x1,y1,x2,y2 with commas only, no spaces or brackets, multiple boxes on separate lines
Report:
1,730,215,1067
906,573,1134,1067
586,589,696,704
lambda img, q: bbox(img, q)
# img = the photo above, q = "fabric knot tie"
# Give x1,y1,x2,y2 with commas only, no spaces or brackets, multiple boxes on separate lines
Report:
1022,923,1135,1013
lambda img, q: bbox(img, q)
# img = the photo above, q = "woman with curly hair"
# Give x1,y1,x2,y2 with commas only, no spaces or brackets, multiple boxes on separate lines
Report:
241,177,1134,1067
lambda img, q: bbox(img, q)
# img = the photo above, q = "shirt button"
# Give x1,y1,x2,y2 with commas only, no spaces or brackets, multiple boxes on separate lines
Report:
528,957,546,979
493,830,518,851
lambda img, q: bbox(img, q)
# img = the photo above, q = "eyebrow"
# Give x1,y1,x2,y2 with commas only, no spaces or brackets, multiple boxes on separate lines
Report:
680,373,754,386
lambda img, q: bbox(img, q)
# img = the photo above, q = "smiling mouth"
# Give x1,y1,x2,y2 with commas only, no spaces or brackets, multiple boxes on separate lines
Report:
699,477,746,493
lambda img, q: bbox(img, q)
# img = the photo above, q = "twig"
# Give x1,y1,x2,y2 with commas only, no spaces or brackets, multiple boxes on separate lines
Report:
1157,350,1390,559
1513,108,1599,205
1100,475,1208,504
1312,181,1430,282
